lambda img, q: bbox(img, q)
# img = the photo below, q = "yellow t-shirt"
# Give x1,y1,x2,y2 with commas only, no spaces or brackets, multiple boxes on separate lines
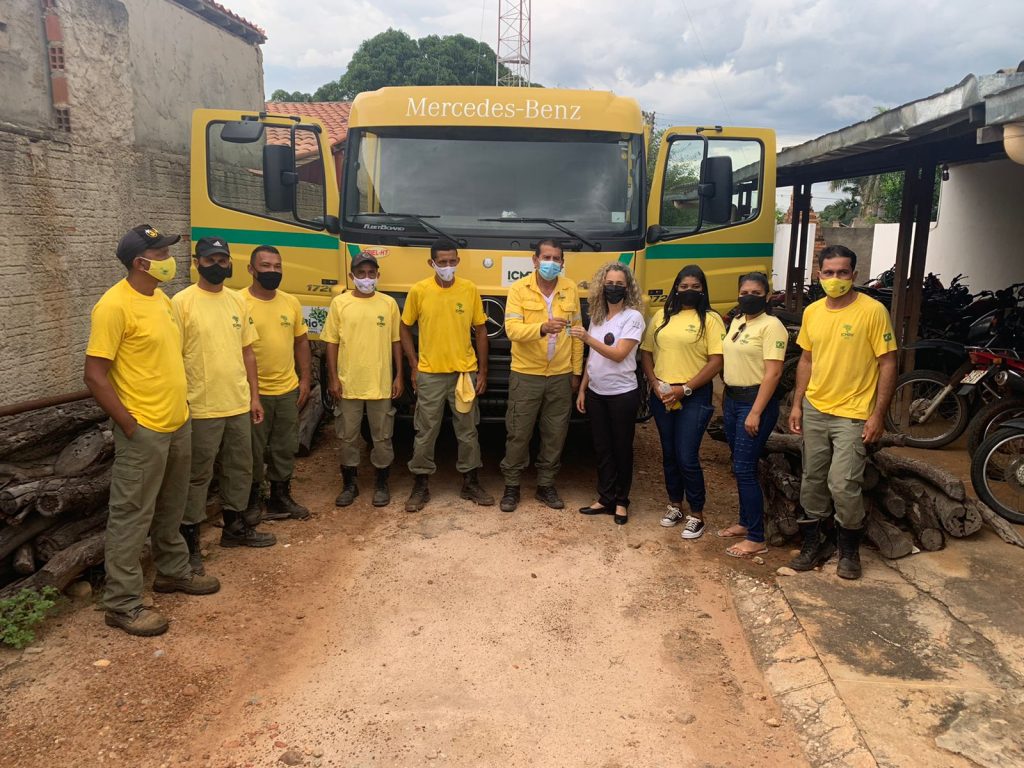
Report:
86,279,189,433
797,293,898,419
321,291,401,400
640,308,725,383
401,277,486,373
723,313,789,387
172,285,259,419
244,289,307,396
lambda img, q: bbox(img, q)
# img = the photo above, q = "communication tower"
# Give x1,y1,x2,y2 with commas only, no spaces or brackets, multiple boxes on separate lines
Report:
496,0,531,87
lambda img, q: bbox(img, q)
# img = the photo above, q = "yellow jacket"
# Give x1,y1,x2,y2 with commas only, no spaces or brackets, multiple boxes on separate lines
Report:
504,273,584,376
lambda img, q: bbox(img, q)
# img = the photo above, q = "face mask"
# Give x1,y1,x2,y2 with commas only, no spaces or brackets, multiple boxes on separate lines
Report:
353,276,378,294
678,289,703,308
537,260,562,281
142,256,176,282
737,294,767,315
197,262,232,285
431,262,456,282
254,270,282,290
821,277,853,299
604,285,627,305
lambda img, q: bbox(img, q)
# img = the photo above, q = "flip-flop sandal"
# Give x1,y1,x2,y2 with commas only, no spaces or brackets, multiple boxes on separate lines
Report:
716,527,748,539
726,545,768,559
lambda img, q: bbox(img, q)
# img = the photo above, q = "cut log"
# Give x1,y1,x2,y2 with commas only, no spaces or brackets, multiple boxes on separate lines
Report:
13,543,36,575
865,508,914,559
863,464,881,492
904,500,945,551
0,514,59,560
35,509,108,562
872,450,966,501
34,468,112,517
297,383,324,457
875,485,907,519
0,460,56,489
0,532,105,598
53,428,114,476
972,499,1024,548
764,432,906,454
932,495,983,538
0,400,108,461
0,480,45,521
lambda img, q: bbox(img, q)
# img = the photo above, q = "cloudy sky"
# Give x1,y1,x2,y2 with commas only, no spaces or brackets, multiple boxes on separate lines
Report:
227,0,1022,151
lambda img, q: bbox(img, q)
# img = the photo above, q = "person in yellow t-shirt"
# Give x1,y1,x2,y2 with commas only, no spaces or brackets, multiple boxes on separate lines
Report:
399,239,494,512
244,245,312,523
719,272,788,558
84,225,220,637
787,245,898,580
173,236,275,565
499,239,584,513
322,251,403,508
640,264,725,540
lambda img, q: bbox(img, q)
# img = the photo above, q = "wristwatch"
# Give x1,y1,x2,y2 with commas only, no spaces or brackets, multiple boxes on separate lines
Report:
681,384,693,397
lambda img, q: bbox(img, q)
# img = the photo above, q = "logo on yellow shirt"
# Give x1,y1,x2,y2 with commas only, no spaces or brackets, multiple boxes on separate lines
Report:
841,324,854,338
231,314,241,329
280,314,291,327
775,340,785,349
883,331,893,342
686,324,697,333
455,302,465,314
376,315,386,327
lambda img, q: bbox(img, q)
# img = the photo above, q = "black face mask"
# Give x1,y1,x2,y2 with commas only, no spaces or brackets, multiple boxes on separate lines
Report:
603,285,627,305
255,270,282,290
737,294,767,315
197,262,232,285
678,289,703,308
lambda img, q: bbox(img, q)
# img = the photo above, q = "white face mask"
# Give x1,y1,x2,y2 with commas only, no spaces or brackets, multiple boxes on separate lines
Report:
431,262,456,282
353,276,377,294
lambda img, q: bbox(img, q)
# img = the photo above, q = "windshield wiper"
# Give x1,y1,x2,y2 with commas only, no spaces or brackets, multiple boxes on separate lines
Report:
477,217,601,252
353,213,466,247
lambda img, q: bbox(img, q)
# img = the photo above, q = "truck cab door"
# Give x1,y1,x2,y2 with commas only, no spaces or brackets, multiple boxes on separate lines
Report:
190,109,341,335
644,126,776,314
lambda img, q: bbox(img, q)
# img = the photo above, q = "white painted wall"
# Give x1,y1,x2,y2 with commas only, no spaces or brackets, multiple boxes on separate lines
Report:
861,159,1024,291
772,223,816,286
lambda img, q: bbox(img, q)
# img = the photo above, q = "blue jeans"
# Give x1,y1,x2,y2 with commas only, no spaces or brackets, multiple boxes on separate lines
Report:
649,385,714,512
722,395,780,544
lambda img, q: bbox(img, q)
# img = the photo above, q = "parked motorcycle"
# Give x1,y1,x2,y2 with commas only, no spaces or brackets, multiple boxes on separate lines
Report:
971,417,1024,524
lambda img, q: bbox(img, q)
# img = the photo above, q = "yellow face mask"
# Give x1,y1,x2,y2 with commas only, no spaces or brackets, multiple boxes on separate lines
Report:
821,277,853,298
143,256,177,282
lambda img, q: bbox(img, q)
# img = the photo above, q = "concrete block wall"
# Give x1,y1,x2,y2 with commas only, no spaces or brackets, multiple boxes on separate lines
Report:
0,0,264,406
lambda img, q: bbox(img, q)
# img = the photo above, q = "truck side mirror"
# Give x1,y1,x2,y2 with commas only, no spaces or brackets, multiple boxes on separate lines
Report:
701,156,733,225
220,120,264,144
263,144,296,212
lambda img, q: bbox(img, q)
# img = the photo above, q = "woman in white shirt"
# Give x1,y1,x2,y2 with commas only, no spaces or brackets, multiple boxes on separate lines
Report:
570,263,646,524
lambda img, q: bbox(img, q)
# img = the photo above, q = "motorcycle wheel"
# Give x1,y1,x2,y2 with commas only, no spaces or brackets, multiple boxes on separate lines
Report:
885,369,970,448
971,427,1024,524
966,398,1024,456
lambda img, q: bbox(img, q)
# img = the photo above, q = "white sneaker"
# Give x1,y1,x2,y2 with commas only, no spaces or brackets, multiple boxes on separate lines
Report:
681,516,706,540
660,505,685,527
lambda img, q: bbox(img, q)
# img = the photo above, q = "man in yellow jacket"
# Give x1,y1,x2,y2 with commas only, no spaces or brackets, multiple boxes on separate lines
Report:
499,239,584,512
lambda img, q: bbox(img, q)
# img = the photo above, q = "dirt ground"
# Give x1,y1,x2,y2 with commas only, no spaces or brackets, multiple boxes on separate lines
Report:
0,420,810,768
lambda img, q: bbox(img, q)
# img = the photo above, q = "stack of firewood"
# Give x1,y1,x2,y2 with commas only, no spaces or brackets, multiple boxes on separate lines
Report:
0,400,112,597
759,433,1024,555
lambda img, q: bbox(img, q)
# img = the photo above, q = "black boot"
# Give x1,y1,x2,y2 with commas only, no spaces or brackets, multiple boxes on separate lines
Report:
335,466,359,507
372,467,390,507
268,480,311,520
245,483,267,522
219,510,277,548
836,526,865,580
788,518,836,572
499,485,520,513
179,523,205,575
405,474,430,512
535,485,564,509
461,469,495,506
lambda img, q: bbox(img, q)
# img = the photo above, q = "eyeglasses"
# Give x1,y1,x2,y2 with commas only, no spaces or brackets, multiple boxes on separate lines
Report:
731,322,747,342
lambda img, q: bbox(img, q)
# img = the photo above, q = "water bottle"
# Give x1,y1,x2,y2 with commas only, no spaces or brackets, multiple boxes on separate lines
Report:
658,380,681,411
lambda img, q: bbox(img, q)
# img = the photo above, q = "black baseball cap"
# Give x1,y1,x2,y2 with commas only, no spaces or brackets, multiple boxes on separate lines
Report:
350,251,379,269
195,236,231,259
116,224,181,266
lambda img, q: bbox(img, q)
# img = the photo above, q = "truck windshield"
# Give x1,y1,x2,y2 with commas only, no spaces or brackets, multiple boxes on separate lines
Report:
342,127,643,246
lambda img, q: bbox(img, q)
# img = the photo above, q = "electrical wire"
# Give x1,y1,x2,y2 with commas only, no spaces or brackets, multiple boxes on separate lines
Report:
473,0,488,85
679,0,733,123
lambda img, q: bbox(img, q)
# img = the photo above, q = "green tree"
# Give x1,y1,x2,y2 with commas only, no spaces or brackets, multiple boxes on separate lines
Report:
270,89,313,102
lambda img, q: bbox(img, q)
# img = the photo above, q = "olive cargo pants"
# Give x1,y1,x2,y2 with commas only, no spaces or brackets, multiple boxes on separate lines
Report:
183,413,253,525
335,398,396,469
252,389,299,484
799,398,869,529
407,372,482,475
500,371,573,487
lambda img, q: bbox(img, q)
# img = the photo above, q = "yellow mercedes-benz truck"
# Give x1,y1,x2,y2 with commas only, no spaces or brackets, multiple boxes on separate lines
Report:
191,86,775,416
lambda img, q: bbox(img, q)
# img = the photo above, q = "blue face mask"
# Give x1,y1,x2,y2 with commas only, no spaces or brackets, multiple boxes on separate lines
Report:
537,260,562,281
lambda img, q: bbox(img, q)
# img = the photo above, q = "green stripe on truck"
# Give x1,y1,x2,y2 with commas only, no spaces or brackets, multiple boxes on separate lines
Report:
190,227,338,250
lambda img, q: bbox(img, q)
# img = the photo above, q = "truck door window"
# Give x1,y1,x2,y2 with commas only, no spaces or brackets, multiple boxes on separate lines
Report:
207,122,327,229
